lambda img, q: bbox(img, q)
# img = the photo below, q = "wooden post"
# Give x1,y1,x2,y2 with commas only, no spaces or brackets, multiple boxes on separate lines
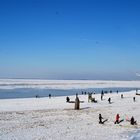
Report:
75,94,80,110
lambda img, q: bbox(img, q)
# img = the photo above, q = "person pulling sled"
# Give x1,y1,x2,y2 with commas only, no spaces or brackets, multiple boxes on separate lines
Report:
99,114,108,124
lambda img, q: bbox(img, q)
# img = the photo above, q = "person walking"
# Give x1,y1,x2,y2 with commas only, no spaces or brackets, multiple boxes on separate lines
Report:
99,114,103,124
101,90,104,100
133,97,136,102
99,114,108,124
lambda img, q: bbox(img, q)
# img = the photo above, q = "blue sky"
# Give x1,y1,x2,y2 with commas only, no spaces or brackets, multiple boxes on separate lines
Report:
0,0,140,80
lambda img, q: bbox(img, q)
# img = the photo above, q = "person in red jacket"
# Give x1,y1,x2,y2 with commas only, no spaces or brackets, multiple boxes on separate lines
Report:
115,114,120,124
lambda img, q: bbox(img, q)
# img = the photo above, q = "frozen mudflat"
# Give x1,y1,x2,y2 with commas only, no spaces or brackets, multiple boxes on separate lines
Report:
0,90,140,140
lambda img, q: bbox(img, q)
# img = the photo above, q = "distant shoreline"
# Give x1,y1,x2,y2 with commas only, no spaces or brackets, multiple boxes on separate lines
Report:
0,78,140,81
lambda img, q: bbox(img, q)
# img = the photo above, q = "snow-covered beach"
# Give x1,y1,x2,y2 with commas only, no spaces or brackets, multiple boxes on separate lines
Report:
0,80,140,140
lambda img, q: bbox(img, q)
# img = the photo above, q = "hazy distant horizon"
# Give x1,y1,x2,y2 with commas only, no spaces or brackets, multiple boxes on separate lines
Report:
0,77,140,81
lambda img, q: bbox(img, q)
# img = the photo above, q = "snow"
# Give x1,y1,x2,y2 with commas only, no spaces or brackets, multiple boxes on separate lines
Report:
129,130,140,140
0,89,140,140
0,79,140,89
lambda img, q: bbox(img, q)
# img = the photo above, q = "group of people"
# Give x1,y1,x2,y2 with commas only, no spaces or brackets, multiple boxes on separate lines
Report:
88,93,97,103
99,113,137,125
66,91,138,126
81,90,136,103
100,92,136,103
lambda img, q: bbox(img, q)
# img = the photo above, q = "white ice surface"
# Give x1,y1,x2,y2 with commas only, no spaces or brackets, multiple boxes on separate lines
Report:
0,79,140,89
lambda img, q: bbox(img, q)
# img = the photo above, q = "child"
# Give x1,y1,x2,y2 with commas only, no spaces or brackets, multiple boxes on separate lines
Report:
115,114,124,124
130,116,137,125
99,114,108,124
115,114,120,124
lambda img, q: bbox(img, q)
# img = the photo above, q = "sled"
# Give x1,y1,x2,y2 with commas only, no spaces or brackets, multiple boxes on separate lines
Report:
99,119,108,124
114,119,124,124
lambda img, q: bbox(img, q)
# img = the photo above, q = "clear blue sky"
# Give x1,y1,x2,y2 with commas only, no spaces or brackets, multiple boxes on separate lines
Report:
0,0,140,80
